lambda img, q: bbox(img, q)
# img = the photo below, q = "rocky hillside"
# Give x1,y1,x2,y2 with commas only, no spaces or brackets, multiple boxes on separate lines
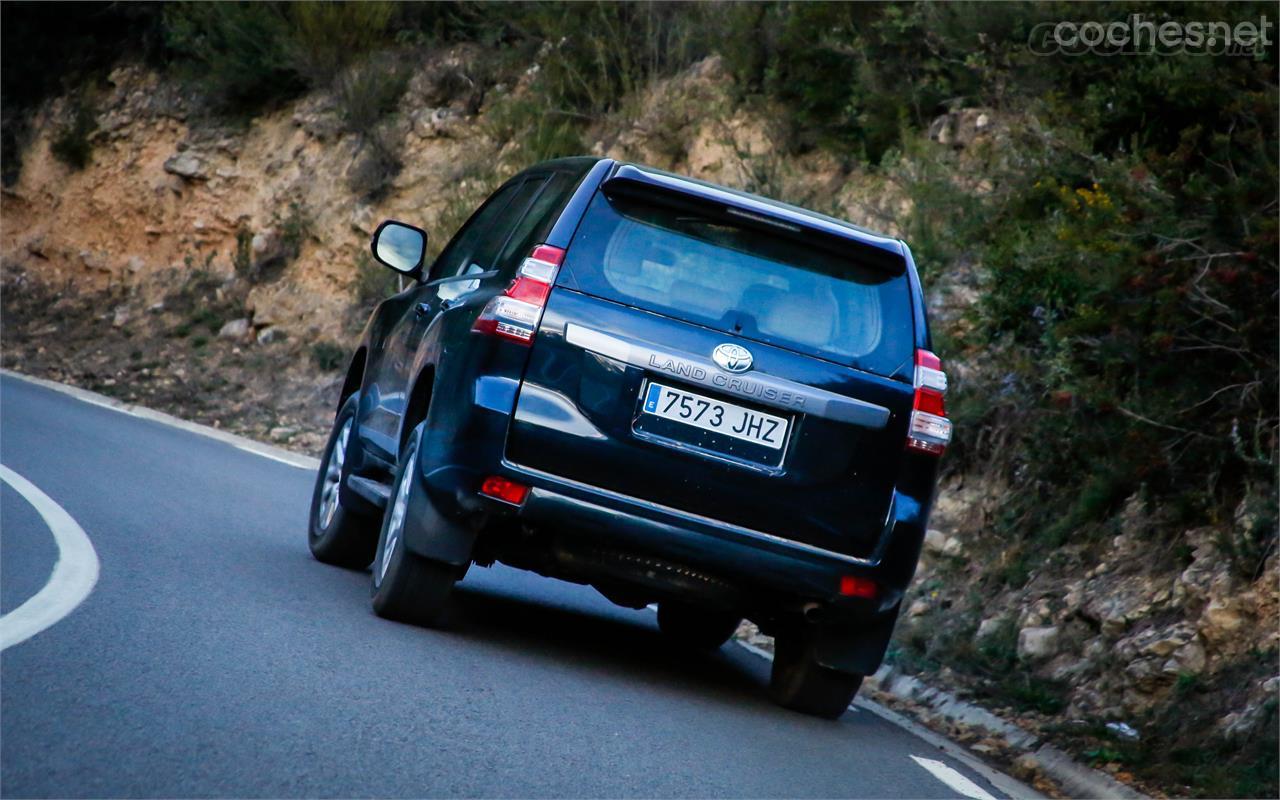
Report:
3,5,1276,797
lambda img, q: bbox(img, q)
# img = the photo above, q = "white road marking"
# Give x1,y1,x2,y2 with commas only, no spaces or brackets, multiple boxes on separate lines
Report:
1,370,319,471
0,465,101,651
911,755,998,800
235,443,312,468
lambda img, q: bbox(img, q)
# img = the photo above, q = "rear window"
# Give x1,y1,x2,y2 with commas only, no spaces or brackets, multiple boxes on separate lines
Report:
559,191,914,376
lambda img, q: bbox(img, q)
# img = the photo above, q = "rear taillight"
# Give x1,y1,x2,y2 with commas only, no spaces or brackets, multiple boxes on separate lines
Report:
471,244,565,344
839,575,878,599
907,349,951,455
480,475,530,505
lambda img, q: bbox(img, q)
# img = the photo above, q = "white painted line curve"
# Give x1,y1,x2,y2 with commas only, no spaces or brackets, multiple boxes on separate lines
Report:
912,755,999,800
0,465,101,651
2,370,318,471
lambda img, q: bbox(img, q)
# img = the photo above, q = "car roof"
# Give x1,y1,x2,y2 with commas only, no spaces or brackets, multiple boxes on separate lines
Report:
616,162,900,250
524,158,901,252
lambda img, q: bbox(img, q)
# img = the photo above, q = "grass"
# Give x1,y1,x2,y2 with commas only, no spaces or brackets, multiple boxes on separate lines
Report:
310,341,346,372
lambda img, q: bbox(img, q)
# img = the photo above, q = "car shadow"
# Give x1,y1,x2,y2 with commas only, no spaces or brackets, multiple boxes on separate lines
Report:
443,577,776,712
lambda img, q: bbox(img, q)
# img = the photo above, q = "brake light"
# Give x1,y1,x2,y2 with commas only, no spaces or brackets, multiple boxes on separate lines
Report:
471,244,565,344
480,475,529,505
907,349,951,455
839,575,878,599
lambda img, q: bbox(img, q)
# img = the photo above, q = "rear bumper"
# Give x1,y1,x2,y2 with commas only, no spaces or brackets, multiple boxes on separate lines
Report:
407,357,934,623
499,460,914,616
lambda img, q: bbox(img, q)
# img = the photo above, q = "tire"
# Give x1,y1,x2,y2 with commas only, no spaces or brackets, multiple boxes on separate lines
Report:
308,395,379,569
656,602,741,650
769,631,863,719
370,421,457,627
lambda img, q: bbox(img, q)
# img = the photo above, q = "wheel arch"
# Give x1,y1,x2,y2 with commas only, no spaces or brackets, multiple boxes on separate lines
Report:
399,364,436,457
337,347,368,414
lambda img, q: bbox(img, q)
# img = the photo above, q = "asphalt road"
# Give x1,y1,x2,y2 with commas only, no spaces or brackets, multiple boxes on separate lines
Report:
0,373,1016,799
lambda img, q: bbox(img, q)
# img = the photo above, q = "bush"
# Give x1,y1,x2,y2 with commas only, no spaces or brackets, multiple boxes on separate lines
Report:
285,1,395,86
277,201,311,260
310,341,347,372
162,1,395,113
50,97,97,170
163,2,302,111
346,127,403,201
351,253,400,320
233,228,253,276
333,54,410,138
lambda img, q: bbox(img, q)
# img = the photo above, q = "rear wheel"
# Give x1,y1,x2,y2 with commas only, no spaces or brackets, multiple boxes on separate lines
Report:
308,395,378,569
656,602,741,650
370,422,457,627
769,631,863,719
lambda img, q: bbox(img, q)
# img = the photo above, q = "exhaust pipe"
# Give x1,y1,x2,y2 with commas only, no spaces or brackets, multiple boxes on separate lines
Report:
802,602,824,623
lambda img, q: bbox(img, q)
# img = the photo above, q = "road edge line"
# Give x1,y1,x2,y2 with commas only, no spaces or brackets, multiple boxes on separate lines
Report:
734,640,1045,800
0,465,101,651
1,369,320,471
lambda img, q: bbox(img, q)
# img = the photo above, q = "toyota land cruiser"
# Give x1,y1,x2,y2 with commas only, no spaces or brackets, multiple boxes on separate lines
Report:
307,157,951,719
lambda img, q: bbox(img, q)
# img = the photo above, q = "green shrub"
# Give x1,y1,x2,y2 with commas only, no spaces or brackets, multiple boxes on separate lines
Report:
50,97,96,169
334,55,410,138
285,1,395,86
233,228,253,276
277,201,311,260
351,253,400,319
346,127,403,201
163,2,302,111
162,1,395,113
310,341,347,372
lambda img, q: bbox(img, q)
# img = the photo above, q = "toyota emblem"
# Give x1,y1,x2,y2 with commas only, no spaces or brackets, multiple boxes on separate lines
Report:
712,343,753,373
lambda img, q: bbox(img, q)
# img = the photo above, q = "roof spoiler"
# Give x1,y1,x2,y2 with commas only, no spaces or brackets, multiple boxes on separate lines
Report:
601,165,906,275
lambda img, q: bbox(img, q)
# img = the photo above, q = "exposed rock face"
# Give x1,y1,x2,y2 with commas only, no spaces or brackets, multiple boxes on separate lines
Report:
904,467,1277,735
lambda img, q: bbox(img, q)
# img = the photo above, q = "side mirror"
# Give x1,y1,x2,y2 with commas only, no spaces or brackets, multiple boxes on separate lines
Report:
371,220,428,280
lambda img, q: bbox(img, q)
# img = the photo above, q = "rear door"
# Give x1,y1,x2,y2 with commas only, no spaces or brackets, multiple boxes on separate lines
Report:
361,177,541,460
505,175,918,559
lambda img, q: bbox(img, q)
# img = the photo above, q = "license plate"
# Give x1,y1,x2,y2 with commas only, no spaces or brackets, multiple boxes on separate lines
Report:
640,382,788,450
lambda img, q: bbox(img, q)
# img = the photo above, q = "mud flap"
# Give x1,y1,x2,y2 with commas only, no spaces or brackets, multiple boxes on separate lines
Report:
399,462,477,567
812,602,902,676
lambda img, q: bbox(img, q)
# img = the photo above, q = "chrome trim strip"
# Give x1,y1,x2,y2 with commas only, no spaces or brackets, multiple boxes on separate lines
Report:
504,459,882,567
564,323,891,429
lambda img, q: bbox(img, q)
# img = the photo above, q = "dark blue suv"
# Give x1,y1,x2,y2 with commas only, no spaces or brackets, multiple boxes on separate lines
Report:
308,157,951,718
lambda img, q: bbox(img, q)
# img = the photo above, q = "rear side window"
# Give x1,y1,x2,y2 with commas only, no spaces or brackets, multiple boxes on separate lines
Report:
493,172,578,274
434,177,546,302
559,191,914,376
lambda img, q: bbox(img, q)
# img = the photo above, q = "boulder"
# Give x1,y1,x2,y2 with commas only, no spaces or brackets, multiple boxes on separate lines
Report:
923,529,964,557
163,152,206,180
1083,577,1170,637
217,318,251,340
1167,641,1207,675
269,426,299,442
1198,596,1248,644
251,229,277,256
256,327,283,345
412,107,463,139
1017,626,1060,660
976,616,1005,641
928,108,998,149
